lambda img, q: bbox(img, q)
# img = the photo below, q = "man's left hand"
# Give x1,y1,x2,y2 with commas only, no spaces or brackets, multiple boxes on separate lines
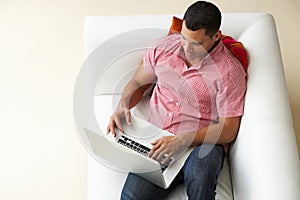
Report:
149,135,188,164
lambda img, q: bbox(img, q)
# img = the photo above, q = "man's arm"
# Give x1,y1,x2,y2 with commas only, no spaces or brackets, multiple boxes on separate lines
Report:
182,116,241,146
106,61,155,136
149,116,241,164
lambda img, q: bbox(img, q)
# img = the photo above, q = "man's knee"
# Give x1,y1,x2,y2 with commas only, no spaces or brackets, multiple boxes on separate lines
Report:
121,172,170,200
183,144,224,199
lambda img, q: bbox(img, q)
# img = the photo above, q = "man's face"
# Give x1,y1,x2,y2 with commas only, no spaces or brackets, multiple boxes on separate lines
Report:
180,21,220,65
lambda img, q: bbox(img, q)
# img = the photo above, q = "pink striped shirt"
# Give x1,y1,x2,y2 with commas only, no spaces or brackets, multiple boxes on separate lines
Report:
143,34,247,135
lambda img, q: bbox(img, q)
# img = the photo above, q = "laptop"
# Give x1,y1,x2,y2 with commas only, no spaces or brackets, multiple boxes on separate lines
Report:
83,115,193,189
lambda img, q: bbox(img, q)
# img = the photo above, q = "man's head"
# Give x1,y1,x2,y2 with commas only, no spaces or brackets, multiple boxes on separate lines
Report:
181,1,222,65
183,1,221,37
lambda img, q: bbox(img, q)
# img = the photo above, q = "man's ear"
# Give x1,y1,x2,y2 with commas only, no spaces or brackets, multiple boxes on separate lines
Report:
213,30,222,42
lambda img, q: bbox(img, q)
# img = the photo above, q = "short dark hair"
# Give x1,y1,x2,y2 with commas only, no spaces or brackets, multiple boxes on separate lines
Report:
183,1,221,37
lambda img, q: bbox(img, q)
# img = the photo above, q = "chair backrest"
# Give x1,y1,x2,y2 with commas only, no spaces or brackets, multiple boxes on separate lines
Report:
83,13,267,96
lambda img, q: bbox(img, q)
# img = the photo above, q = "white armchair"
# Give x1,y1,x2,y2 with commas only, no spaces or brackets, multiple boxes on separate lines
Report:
81,13,300,200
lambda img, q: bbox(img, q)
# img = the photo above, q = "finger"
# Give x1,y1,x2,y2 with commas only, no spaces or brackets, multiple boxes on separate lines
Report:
150,149,160,161
151,136,168,144
150,144,165,161
148,148,154,158
149,139,159,155
111,126,117,137
106,126,110,134
107,124,117,138
106,125,112,135
125,110,132,125
114,117,124,133
106,117,115,135
149,141,161,157
151,139,159,145
156,145,168,161
162,153,173,165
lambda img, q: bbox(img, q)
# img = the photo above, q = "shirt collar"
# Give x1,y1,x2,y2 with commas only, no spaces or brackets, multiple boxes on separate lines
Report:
196,40,223,68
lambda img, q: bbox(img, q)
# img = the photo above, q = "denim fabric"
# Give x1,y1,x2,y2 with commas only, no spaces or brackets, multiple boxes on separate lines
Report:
121,144,225,200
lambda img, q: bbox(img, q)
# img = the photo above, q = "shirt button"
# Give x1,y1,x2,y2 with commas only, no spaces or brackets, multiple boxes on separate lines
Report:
175,102,179,106
168,113,172,117
180,76,184,79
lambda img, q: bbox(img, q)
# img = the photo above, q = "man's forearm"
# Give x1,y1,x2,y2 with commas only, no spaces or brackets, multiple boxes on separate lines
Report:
119,79,151,110
179,117,241,147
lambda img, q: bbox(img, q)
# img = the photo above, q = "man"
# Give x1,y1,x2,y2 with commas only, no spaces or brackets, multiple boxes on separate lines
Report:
107,1,247,199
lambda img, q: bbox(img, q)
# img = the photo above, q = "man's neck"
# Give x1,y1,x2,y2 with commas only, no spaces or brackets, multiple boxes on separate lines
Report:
186,55,206,68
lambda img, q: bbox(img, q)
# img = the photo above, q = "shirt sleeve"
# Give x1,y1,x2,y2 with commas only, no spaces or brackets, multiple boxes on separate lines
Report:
142,35,174,78
142,48,156,78
216,65,247,118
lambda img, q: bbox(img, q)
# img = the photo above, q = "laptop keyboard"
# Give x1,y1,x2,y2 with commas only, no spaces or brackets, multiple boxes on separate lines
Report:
117,134,172,172
118,135,151,156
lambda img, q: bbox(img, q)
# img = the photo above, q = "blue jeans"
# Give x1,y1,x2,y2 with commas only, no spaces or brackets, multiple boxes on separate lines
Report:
121,144,225,200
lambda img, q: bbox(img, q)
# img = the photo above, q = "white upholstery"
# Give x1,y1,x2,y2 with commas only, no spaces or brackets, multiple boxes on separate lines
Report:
83,13,300,200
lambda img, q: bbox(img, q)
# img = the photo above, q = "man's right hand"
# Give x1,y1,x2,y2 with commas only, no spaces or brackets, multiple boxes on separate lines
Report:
106,104,132,137
106,60,155,137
